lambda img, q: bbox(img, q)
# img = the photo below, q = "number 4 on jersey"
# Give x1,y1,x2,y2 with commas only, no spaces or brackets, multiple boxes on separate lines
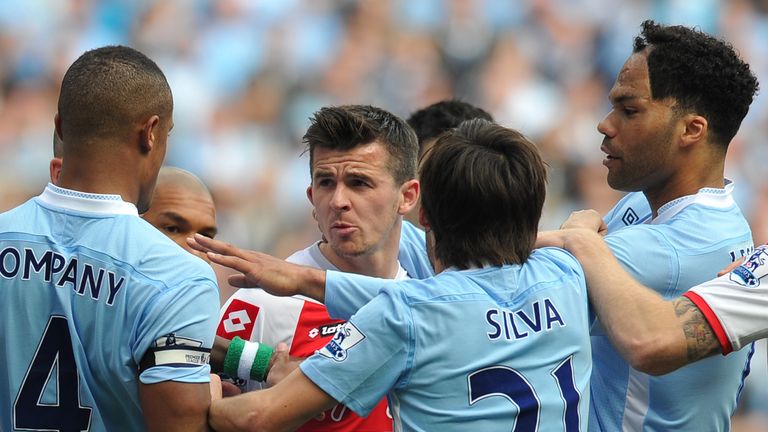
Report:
14,315,92,431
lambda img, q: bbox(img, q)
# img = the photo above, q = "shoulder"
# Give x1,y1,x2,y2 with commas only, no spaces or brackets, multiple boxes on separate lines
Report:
124,219,217,288
521,248,586,289
604,192,652,228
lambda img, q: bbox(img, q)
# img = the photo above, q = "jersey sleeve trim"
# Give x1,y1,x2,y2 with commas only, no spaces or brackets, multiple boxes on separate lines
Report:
682,291,733,355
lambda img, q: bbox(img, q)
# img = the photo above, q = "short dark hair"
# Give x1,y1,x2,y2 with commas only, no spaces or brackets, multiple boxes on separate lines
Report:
420,119,547,268
633,20,759,148
58,45,172,144
407,100,494,154
303,105,418,184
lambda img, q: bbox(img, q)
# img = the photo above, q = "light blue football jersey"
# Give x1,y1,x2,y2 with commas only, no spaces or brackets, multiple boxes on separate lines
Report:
397,220,433,279
0,185,219,432
591,184,754,431
303,247,591,431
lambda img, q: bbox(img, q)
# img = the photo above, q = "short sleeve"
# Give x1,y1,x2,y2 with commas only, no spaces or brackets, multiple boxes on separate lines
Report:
300,285,412,416
325,271,390,320
685,246,768,353
136,277,220,384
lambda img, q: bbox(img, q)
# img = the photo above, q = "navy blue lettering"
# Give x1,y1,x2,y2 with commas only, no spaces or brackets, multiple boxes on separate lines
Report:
510,313,528,339
486,310,502,340
23,249,53,281
106,272,124,306
0,247,21,278
78,264,105,301
516,305,542,332
48,252,66,280
56,257,78,288
544,298,565,330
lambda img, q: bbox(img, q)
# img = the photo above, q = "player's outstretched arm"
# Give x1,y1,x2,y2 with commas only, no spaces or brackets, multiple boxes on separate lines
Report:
538,228,719,375
140,381,212,431
187,234,327,302
209,368,337,432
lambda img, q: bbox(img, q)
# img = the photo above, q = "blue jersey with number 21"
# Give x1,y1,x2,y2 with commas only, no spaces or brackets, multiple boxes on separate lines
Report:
302,247,591,431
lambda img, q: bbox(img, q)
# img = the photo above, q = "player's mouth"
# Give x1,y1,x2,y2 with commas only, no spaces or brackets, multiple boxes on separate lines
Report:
601,145,620,168
331,222,356,235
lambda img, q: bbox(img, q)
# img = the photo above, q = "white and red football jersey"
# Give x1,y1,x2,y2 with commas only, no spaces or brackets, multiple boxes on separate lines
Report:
217,242,407,431
684,245,768,354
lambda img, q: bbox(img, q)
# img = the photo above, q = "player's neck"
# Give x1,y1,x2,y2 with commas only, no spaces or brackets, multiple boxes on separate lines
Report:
643,165,725,217
318,241,402,280
57,157,141,206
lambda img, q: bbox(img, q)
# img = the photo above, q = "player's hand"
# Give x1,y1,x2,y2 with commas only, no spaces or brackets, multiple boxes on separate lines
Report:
220,380,242,397
265,343,303,387
718,257,745,277
535,230,567,249
209,374,223,402
187,234,326,301
560,209,608,236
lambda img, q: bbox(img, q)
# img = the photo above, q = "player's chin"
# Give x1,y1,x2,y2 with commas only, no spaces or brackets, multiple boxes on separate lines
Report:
331,242,368,258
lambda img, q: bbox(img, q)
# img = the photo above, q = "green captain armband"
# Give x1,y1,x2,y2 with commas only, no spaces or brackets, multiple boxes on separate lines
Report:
223,336,275,382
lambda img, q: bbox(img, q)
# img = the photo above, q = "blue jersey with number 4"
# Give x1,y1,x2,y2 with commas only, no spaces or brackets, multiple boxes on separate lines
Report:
302,247,591,431
0,185,219,432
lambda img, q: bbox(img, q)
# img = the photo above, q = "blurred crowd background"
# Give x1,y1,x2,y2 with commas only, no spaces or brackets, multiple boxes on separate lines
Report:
1,0,767,428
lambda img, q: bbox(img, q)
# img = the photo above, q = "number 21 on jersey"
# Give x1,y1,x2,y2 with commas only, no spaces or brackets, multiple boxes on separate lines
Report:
468,356,580,431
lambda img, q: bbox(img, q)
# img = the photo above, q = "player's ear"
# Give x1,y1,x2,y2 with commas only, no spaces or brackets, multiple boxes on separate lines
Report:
680,114,707,148
398,179,420,215
140,115,161,154
50,158,63,185
306,185,314,206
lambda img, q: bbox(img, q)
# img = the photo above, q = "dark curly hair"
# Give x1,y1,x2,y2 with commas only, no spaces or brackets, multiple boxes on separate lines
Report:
633,20,759,149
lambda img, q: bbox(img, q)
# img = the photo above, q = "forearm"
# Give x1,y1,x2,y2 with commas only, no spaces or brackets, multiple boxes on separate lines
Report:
140,381,212,432
296,265,326,303
209,370,336,432
564,230,690,374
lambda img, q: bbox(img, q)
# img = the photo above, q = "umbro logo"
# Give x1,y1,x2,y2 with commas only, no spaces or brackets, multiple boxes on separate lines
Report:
622,208,639,226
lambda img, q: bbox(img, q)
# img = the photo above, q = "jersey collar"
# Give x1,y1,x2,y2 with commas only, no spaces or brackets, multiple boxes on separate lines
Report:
37,183,139,216
310,241,409,280
652,179,735,225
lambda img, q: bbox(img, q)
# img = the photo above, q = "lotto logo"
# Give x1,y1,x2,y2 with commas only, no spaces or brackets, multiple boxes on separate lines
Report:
223,310,251,333
216,300,260,340
308,323,344,339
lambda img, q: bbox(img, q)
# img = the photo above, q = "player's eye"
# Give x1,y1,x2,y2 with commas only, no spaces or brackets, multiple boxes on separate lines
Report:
164,226,180,234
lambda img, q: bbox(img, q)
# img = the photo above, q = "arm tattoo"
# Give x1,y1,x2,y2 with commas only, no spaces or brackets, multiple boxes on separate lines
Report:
672,298,720,363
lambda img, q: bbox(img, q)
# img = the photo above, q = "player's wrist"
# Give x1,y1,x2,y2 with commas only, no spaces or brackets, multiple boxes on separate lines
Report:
299,266,327,302
222,337,275,382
